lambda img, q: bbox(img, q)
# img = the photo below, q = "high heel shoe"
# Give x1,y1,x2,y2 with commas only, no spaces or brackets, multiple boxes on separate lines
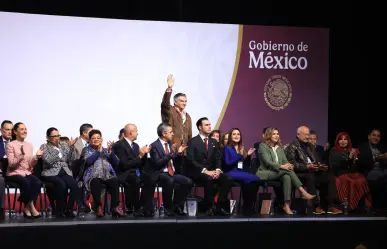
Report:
301,194,316,200
32,213,42,219
23,212,33,219
112,207,127,217
96,207,104,217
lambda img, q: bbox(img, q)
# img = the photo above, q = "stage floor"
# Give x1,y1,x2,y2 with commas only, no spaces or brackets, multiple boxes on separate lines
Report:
1,213,386,249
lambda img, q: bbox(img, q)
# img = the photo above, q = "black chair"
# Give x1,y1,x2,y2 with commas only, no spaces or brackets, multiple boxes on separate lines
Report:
2,158,44,218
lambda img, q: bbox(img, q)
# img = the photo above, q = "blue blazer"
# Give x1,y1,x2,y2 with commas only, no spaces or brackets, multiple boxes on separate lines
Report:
0,136,6,159
148,139,183,175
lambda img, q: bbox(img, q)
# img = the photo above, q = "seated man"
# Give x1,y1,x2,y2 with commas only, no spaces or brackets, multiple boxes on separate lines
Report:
113,123,153,217
358,129,387,210
0,120,13,220
147,123,192,216
186,117,233,215
285,125,342,214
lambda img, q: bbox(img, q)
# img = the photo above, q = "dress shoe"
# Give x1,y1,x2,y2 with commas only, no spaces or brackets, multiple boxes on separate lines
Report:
126,207,134,214
205,208,214,216
164,209,175,217
143,210,154,217
0,209,5,221
112,207,127,217
133,209,144,217
327,207,343,214
65,210,76,218
96,206,104,217
174,206,187,216
214,208,231,216
313,207,326,214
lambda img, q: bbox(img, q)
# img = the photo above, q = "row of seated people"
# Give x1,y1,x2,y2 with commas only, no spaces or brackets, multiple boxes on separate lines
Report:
0,119,385,219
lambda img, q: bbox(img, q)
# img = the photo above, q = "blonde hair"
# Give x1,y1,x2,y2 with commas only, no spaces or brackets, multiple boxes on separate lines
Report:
263,127,282,147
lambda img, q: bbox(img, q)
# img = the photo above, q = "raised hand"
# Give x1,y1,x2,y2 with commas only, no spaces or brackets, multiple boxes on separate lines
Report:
36,148,44,158
171,143,178,153
167,74,175,88
107,141,114,153
247,148,256,156
178,144,188,153
69,137,78,147
140,145,152,154
239,145,245,155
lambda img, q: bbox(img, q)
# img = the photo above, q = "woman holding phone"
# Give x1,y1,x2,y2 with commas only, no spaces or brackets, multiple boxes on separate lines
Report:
257,127,315,215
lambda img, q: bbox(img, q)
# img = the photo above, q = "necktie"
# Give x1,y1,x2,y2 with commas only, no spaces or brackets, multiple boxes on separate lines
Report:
164,143,174,176
204,138,208,152
4,140,8,150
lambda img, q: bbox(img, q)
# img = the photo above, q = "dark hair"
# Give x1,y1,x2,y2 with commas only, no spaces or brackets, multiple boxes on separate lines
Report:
12,122,24,140
262,126,270,134
368,128,380,135
209,130,221,139
226,128,243,147
196,117,208,130
310,130,318,138
88,129,102,139
46,127,58,137
119,128,124,138
1,120,12,128
79,123,93,136
157,123,170,137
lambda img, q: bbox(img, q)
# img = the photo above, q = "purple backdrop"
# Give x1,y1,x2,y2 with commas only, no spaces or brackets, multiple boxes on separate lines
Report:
219,25,329,148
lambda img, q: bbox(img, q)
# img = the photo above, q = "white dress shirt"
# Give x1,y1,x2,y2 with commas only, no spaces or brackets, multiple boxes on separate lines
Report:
199,134,222,173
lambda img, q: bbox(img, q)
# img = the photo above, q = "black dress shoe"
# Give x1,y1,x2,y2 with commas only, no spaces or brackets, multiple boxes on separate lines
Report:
164,209,175,217
205,208,214,216
133,209,144,217
126,207,134,214
65,210,76,218
174,206,187,216
143,210,154,217
214,208,231,216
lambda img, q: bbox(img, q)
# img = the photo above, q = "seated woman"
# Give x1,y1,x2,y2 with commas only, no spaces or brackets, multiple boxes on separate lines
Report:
220,132,228,149
257,127,315,215
6,122,43,219
222,128,260,216
82,129,126,217
40,127,80,218
329,132,372,211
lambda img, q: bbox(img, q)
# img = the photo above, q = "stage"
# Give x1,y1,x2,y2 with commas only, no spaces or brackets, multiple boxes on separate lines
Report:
1,213,386,249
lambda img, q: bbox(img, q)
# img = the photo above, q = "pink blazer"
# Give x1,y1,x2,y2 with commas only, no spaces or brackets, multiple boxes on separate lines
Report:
6,140,38,176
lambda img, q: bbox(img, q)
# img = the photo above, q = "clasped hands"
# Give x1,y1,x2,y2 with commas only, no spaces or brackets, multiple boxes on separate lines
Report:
307,162,328,172
204,169,221,179
280,163,294,171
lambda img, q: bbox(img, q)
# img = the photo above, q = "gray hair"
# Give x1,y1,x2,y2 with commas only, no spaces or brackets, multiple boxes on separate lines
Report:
157,123,170,137
173,93,186,103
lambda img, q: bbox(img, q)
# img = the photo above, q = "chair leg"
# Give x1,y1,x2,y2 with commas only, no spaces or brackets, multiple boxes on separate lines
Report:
156,184,161,216
12,188,18,213
39,186,43,215
6,186,11,219
120,186,126,212
43,187,48,216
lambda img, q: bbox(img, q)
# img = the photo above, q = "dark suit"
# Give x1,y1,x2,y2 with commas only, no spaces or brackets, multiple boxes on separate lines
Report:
147,139,192,210
0,136,8,214
186,135,232,209
113,139,152,211
285,139,338,208
358,142,387,209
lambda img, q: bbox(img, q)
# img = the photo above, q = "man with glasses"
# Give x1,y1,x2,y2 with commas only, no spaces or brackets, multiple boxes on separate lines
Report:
0,120,13,220
285,126,342,215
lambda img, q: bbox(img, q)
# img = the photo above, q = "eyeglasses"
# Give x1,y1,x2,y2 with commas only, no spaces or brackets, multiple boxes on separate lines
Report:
49,135,61,138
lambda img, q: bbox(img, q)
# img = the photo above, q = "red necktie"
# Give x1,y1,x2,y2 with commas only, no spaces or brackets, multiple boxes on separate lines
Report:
204,138,208,152
164,143,174,176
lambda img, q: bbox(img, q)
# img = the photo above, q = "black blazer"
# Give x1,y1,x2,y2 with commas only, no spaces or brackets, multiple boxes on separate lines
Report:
285,139,320,173
112,139,147,182
146,139,183,177
358,142,387,175
186,135,221,176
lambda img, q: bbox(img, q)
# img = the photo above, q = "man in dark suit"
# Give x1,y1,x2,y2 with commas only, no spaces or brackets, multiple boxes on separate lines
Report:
186,117,232,215
113,123,153,217
358,129,387,210
146,123,192,216
0,120,12,220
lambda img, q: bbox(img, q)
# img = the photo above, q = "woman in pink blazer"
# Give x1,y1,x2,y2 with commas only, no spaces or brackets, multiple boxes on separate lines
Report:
6,122,43,219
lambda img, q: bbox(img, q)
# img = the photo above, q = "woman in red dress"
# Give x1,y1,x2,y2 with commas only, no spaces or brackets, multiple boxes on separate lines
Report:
329,132,372,211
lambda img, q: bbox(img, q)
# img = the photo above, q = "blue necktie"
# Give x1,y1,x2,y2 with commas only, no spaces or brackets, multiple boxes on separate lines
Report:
131,143,140,177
